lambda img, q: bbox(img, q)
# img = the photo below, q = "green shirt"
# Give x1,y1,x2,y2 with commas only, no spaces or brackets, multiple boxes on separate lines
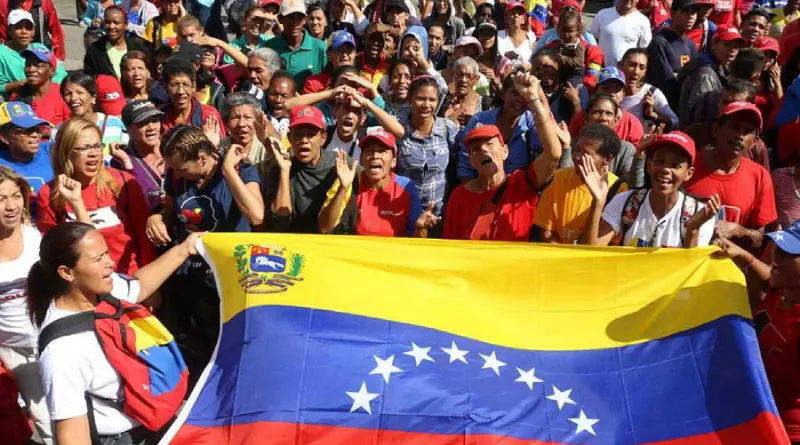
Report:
224,33,273,65
106,42,126,79
0,42,67,98
265,30,327,87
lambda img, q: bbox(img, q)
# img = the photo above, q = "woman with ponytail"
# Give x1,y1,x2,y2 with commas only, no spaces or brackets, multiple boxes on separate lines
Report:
27,222,202,445
35,117,155,274
0,167,52,443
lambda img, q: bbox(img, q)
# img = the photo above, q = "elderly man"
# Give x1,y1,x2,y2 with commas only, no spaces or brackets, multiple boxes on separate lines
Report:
442,57,483,128
265,0,327,86
236,47,282,113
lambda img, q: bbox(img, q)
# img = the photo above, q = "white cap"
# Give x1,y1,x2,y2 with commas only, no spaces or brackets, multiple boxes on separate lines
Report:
279,0,306,16
8,9,33,26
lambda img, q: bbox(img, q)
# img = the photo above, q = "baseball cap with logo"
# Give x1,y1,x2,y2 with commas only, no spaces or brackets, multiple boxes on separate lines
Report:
718,101,763,131
598,66,626,86
279,0,306,16
713,25,747,46
767,220,800,255
330,30,356,50
289,106,325,129
96,75,127,116
360,128,397,155
645,131,697,165
121,100,165,127
21,47,56,69
0,101,51,128
755,36,780,56
8,9,33,26
463,124,505,147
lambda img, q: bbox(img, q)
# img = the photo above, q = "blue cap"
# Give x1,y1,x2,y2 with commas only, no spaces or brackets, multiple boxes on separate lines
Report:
330,30,356,50
20,47,56,69
0,102,50,128
598,66,625,85
767,221,800,255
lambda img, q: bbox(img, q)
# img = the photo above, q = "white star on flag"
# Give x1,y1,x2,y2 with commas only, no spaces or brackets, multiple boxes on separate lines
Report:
479,351,507,375
569,410,599,435
442,341,469,363
515,367,544,390
546,386,576,410
404,342,434,367
346,382,379,415
775,233,785,241
370,355,402,383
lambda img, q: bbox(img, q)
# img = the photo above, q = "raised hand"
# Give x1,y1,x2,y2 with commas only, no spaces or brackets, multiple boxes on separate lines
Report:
202,115,221,148
643,90,657,121
56,174,83,205
511,71,543,104
271,140,291,172
415,202,441,230
109,143,133,171
555,121,571,148
577,153,608,201
687,194,721,232
335,150,358,188
711,236,749,262
181,231,205,256
224,143,247,170
254,110,272,143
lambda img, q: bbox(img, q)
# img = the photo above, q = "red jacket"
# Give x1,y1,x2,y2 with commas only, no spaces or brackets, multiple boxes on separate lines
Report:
0,0,65,60
544,39,604,89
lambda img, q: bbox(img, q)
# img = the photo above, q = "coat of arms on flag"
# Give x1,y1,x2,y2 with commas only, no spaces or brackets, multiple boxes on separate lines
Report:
233,244,305,294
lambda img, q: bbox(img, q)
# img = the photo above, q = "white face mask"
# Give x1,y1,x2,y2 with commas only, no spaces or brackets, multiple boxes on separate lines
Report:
562,41,580,50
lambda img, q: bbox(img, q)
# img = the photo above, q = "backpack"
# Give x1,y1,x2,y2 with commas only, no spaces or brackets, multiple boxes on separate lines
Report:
38,294,188,439
620,188,701,247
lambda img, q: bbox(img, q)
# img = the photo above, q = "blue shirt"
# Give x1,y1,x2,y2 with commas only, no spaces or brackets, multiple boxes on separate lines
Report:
165,163,261,242
456,108,543,180
0,142,53,194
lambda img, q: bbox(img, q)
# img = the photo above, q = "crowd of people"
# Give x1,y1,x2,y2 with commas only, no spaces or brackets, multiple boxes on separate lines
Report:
0,0,800,442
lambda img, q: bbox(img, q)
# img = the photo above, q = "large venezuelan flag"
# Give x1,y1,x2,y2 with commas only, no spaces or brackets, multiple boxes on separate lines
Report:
161,234,789,445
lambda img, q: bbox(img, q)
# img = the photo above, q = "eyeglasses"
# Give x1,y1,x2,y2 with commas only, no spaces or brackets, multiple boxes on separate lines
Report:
72,142,104,154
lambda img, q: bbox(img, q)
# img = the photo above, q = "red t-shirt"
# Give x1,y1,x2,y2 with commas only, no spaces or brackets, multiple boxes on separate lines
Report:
355,174,421,237
637,0,671,30
443,163,539,241
686,153,777,229
569,110,644,146
11,82,71,127
160,99,227,138
35,168,156,274
756,289,800,440
303,72,331,95
710,0,743,26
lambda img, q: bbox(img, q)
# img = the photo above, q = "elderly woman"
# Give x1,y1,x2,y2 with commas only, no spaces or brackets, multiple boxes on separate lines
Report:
220,92,278,187
12,47,71,126
441,57,482,129
497,2,537,69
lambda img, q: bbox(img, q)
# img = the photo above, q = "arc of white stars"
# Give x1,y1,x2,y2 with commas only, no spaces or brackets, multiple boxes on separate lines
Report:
515,367,544,390
546,385,576,410
369,355,402,383
346,382,379,415
441,341,469,364
479,351,507,376
404,342,434,367
569,410,599,436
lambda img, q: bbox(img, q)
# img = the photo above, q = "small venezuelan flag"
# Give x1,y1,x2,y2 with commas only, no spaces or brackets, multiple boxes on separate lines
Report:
162,234,789,445
527,0,548,26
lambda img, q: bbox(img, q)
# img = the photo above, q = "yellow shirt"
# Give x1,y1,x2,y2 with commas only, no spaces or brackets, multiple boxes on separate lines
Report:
533,167,626,244
144,19,178,48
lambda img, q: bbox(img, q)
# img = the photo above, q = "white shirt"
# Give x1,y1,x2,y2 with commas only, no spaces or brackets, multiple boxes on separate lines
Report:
326,131,361,161
39,274,141,435
602,190,715,248
497,29,538,65
620,83,679,129
590,7,652,67
0,225,40,348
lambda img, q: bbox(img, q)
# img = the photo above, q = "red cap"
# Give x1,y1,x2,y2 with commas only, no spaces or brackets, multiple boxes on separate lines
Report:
260,0,280,5
719,101,763,131
95,75,126,116
506,1,526,14
560,0,583,11
695,0,715,5
289,105,325,129
755,36,780,55
646,131,697,165
464,124,505,147
713,25,747,46
359,128,397,155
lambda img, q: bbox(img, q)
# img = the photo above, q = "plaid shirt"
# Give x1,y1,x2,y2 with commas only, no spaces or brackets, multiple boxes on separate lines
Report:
396,114,458,215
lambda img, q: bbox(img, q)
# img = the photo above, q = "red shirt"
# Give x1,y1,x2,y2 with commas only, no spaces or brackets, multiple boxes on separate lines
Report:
443,163,539,241
569,110,644,146
302,72,331,94
637,0,671,30
355,174,421,237
35,168,156,274
686,153,777,229
710,0,743,26
11,82,70,127
160,99,227,138
756,289,800,440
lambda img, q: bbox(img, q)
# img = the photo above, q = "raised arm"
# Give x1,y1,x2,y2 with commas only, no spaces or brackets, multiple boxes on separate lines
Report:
221,144,265,226
194,35,249,67
578,154,617,246
133,233,203,301
353,90,405,139
319,151,357,233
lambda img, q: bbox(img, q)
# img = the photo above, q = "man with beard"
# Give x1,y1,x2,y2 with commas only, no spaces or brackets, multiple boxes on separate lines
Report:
646,0,699,109
357,24,391,87
265,0,326,86
268,105,357,233
677,24,746,128
686,101,776,250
